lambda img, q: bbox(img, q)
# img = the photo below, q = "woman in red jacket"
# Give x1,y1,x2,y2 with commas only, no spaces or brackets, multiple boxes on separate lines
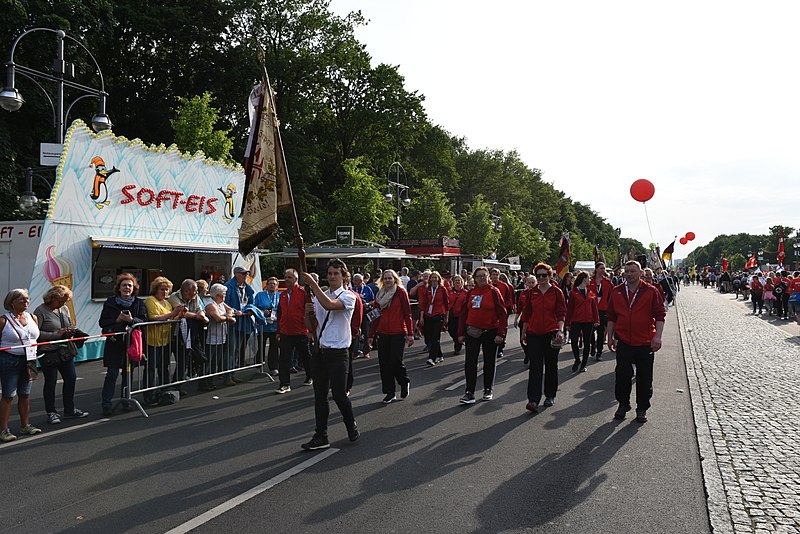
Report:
520,263,566,412
447,275,468,355
457,267,507,404
565,271,599,373
368,269,414,404
515,275,537,366
418,271,450,367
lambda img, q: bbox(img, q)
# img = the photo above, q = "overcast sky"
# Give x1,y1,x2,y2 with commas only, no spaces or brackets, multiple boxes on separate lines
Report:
329,0,800,257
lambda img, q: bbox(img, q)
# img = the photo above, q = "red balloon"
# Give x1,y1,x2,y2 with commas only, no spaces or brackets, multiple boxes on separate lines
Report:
685,232,695,241
630,179,655,202
679,237,688,245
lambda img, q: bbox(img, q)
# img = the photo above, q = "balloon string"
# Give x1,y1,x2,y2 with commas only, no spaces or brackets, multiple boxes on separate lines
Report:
643,202,655,244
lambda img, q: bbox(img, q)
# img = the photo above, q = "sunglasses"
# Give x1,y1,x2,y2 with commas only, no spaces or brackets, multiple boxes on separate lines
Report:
535,273,549,279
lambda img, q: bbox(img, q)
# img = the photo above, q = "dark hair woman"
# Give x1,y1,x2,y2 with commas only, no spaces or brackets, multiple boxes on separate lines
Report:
520,262,566,413
565,271,599,373
98,273,147,415
418,270,450,367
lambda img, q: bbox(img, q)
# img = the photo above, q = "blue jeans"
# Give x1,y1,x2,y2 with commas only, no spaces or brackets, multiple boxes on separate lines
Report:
0,353,31,398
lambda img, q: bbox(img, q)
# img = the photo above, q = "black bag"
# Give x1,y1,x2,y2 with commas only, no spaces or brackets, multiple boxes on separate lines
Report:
38,350,67,367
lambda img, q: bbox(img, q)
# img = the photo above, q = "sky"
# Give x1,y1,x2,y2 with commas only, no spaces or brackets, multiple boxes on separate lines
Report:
329,0,800,257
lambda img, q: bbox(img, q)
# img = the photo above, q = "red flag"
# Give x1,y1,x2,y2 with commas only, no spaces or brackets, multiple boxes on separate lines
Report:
722,257,728,272
556,233,571,278
745,254,757,270
777,228,785,268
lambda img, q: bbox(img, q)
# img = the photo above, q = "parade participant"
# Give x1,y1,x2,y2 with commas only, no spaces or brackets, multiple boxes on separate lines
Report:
224,266,255,379
643,268,666,305
367,269,413,403
490,268,514,358
457,267,507,404
254,277,281,375
275,269,312,394
34,285,88,424
750,273,764,315
345,272,362,395
350,274,374,359
588,262,613,360
99,274,147,416
418,271,450,366
446,275,468,355
300,259,359,450
515,275,537,366
606,261,665,423
763,276,776,316
399,267,411,289
565,271,599,373
0,289,41,441
520,263,566,412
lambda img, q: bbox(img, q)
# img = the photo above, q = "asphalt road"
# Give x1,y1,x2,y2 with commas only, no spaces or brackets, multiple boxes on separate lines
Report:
1,307,709,534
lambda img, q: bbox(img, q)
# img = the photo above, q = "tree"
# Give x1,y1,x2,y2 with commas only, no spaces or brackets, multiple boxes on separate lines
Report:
458,194,497,257
329,158,393,243
728,253,745,271
172,93,235,162
401,178,457,239
497,208,549,265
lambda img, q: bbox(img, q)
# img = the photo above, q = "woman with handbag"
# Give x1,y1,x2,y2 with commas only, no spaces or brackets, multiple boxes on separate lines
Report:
99,274,148,416
33,285,88,424
367,269,414,404
418,271,450,367
0,289,41,442
456,266,508,404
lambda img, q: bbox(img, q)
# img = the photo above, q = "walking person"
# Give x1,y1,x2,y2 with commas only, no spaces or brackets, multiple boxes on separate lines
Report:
367,269,413,403
607,261,665,423
446,275,468,356
750,273,764,315
418,271,450,366
350,274,374,359
33,285,88,424
300,259,359,450
515,275,536,366
588,262,613,360
520,263,566,412
490,268,514,358
457,267,508,404
565,271,599,373
276,269,312,394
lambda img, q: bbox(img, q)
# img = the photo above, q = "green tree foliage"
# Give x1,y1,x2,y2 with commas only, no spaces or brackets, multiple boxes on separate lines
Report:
329,158,393,244
459,194,498,257
402,178,457,240
728,253,745,271
172,93,234,162
498,208,549,265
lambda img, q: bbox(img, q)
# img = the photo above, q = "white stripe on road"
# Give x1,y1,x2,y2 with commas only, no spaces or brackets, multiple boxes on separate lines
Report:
165,448,339,534
445,358,507,391
0,418,109,449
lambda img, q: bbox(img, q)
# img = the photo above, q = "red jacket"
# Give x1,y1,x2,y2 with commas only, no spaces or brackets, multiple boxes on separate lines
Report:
277,285,308,336
493,280,515,312
448,287,468,317
418,284,450,318
588,276,614,311
520,285,567,335
607,281,665,346
350,288,363,337
566,287,599,325
458,285,508,337
371,287,414,336
516,289,530,323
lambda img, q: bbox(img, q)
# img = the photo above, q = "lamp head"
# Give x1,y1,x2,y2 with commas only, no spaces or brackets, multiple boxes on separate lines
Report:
90,112,112,132
384,192,393,203
0,87,24,112
401,197,411,207
19,192,38,210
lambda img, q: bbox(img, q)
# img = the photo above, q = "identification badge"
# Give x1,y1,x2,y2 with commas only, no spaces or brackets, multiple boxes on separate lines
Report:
471,295,483,309
427,305,433,314
25,346,36,361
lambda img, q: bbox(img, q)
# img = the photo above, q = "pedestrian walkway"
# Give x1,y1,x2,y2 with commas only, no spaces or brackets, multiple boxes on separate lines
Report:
678,286,800,534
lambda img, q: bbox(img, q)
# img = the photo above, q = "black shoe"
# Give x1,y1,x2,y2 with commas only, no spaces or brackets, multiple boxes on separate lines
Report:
400,381,410,399
523,357,529,365
347,424,360,442
459,392,476,405
596,353,603,361
580,366,587,372
102,405,113,417
635,409,648,423
572,360,580,372
526,401,538,413
301,434,330,450
543,397,554,407
614,403,631,420
497,351,504,358
382,393,396,404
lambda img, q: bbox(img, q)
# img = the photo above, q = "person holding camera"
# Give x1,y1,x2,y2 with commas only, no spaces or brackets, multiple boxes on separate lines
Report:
520,263,566,412
34,285,88,424
254,276,281,375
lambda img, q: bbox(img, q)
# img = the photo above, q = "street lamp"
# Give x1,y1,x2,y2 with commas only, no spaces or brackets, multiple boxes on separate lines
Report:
19,167,54,210
793,230,800,269
490,202,502,231
385,161,410,241
1,28,112,147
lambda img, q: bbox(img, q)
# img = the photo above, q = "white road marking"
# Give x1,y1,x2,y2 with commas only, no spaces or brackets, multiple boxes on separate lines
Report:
445,358,506,390
0,418,109,449
164,448,339,534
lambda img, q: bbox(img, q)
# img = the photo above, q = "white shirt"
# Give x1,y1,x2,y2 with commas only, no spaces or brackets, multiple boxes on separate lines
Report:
400,275,410,289
314,287,356,349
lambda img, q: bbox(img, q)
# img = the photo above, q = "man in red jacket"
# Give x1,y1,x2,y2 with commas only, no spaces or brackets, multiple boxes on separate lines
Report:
606,261,665,423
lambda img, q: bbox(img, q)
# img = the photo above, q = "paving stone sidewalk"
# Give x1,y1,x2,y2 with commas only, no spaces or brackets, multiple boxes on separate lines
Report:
677,286,800,534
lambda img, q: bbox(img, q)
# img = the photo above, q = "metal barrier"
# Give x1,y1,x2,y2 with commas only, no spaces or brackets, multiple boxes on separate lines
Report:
115,317,270,417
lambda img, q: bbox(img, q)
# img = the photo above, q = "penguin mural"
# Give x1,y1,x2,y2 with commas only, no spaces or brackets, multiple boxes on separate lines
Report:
89,156,120,209
217,184,236,223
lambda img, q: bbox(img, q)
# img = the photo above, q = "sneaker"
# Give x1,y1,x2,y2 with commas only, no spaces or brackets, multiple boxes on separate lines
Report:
497,351,504,358
614,403,631,420
47,412,62,425
482,389,493,401
270,369,279,376
635,409,648,423
303,377,314,386
102,405,113,417
543,397,554,407
301,434,330,450
459,392,476,405
0,429,16,442
20,424,42,435
347,424,360,442
289,366,298,374
382,393,396,404
65,409,89,418
525,401,538,413
596,353,603,362
275,385,291,394
435,356,444,363
580,366,587,372
426,358,436,367
453,346,462,355
223,378,237,387
400,381,410,399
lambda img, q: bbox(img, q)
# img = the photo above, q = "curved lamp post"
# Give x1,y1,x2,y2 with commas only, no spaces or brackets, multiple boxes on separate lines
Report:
19,166,54,210
385,161,411,240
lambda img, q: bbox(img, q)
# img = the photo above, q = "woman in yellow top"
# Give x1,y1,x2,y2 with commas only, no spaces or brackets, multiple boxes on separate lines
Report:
144,277,184,403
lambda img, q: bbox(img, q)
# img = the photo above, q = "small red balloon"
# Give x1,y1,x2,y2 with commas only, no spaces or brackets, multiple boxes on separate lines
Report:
630,179,655,203
685,232,695,241
679,237,688,245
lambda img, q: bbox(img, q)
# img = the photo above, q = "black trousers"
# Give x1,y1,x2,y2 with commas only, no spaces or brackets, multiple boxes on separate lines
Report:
570,322,594,368
423,314,445,360
279,334,311,386
590,310,608,355
526,331,559,403
752,294,763,313
447,312,462,351
311,348,356,436
259,331,279,370
614,341,654,411
464,328,499,394
377,333,409,394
